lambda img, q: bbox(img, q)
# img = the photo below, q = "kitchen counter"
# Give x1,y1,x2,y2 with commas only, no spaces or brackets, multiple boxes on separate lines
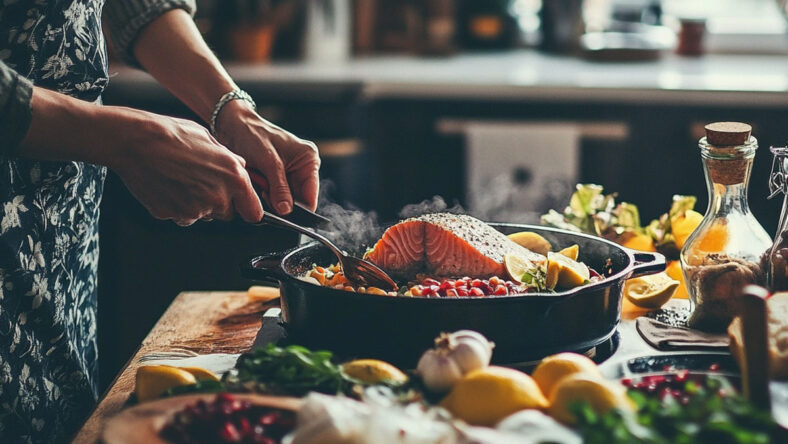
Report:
106,51,788,107
72,288,666,443
72,289,280,444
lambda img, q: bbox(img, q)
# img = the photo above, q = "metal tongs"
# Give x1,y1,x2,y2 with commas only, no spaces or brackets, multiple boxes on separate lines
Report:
256,211,398,291
247,168,397,290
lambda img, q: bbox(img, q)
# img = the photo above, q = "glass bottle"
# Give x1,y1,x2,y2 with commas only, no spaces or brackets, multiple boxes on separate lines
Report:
766,145,788,291
680,122,771,332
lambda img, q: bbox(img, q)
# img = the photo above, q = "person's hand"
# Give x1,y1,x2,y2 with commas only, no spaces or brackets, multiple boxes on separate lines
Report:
111,111,263,226
214,101,321,214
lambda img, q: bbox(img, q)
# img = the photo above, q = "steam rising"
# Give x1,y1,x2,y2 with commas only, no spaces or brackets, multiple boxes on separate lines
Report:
316,174,556,252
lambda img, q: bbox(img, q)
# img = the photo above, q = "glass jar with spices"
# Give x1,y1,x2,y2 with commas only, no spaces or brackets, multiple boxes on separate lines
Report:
680,122,771,332
765,145,788,291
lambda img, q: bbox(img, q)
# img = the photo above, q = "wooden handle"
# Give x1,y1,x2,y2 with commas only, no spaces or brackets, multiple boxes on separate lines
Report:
739,285,771,410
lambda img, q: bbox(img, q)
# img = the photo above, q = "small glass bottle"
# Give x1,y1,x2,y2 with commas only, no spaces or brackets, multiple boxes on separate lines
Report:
680,122,771,332
766,145,788,291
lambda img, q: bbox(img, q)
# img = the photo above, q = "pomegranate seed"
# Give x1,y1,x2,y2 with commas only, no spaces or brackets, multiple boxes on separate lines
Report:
494,285,508,295
238,417,252,435
457,288,469,296
709,363,720,371
219,422,242,442
621,378,632,387
445,289,458,297
422,278,440,286
469,288,484,297
675,370,688,382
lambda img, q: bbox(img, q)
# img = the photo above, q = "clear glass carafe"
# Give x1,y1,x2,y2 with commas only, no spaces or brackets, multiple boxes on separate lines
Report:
766,146,788,291
680,133,771,332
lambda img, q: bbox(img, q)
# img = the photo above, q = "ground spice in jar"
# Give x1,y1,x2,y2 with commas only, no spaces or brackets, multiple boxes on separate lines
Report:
684,253,764,332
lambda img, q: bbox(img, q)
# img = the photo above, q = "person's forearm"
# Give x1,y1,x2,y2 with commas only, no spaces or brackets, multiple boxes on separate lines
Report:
18,86,145,168
133,9,236,125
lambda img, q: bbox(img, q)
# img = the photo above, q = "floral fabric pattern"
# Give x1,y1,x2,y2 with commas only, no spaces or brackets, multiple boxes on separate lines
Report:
0,1,108,442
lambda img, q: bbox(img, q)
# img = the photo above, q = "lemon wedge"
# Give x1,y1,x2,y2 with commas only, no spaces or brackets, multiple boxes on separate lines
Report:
671,209,703,249
548,252,590,289
135,365,197,402
545,259,560,290
441,366,548,426
549,374,635,424
508,232,552,256
665,260,688,299
557,244,579,260
341,359,408,385
624,272,679,309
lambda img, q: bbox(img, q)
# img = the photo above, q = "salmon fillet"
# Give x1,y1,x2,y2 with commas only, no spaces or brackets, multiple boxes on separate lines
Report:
366,213,545,278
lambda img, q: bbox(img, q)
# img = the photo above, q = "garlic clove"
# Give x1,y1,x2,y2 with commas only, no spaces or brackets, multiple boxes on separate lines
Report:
416,348,464,393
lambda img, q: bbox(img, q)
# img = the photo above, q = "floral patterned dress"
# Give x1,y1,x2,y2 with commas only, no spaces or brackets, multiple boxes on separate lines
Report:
0,1,108,442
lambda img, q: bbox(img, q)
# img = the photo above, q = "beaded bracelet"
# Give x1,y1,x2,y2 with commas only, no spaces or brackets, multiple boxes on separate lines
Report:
209,89,257,135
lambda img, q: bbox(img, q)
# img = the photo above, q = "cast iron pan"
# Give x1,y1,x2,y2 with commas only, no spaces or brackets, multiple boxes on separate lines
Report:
242,223,665,367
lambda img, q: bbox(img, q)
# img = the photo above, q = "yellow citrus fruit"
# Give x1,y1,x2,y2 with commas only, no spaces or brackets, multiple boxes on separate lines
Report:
532,353,602,399
671,210,703,249
135,365,197,403
620,233,656,252
341,359,408,385
546,259,560,290
180,366,220,382
665,260,688,299
504,253,541,285
440,366,548,426
508,231,552,256
697,222,728,252
624,272,679,309
557,244,579,260
548,374,635,424
548,252,590,289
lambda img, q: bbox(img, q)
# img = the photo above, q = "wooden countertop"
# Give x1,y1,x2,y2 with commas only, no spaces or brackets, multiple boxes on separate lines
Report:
72,288,663,443
72,289,280,444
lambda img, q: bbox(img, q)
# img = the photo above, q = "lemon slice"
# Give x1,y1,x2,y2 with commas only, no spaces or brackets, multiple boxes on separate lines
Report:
624,272,679,309
557,244,579,260
508,231,552,256
342,359,408,385
548,252,590,289
135,365,197,402
180,366,220,382
504,253,533,284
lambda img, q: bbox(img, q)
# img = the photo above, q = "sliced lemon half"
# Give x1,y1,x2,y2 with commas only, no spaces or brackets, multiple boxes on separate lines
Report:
341,359,408,385
624,272,679,309
135,365,197,403
557,244,579,260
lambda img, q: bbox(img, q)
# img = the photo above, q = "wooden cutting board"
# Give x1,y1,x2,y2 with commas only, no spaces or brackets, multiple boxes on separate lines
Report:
101,394,302,444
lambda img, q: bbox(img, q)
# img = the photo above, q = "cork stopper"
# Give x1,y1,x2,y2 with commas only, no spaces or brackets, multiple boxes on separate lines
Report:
705,122,752,146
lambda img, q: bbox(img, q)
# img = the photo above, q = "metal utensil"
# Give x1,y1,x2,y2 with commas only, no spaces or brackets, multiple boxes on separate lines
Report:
247,168,330,228
256,211,398,291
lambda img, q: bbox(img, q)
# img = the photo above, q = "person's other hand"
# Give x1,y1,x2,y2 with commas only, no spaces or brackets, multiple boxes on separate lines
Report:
113,111,263,226
215,101,321,214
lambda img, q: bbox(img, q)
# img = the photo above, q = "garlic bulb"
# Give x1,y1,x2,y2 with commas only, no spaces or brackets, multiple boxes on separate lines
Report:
416,330,495,393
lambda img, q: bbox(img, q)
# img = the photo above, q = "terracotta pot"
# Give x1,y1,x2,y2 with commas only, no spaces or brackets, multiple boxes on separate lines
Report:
228,24,275,62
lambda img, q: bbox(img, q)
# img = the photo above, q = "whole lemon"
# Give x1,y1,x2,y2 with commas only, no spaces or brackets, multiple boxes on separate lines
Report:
532,352,601,399
548,374,635,424
440,366,548,426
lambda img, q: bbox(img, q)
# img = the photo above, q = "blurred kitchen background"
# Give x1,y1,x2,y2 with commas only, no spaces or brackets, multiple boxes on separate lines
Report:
97,0,788,389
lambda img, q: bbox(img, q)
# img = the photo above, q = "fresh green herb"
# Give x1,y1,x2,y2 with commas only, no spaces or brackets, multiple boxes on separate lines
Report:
572,377,781,444
541,184,644,238
223,344,352,397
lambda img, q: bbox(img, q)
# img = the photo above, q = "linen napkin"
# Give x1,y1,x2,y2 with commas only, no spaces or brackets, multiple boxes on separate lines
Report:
636,317,729,351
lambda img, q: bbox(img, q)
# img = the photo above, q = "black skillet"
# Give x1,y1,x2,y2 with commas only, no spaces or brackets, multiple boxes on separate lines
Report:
241,223,665,367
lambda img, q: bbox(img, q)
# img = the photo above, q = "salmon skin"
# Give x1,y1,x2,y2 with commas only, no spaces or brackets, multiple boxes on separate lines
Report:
366,213,545,278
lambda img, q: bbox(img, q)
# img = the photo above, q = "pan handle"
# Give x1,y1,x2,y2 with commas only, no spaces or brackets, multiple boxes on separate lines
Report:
627,250,667,278
241,252,289,285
